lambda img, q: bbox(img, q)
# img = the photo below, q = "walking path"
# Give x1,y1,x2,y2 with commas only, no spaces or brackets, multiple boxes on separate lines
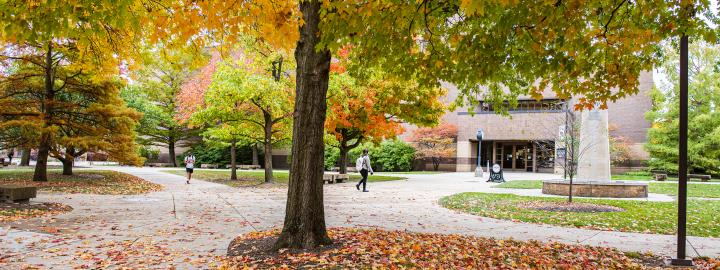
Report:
1,167,718,269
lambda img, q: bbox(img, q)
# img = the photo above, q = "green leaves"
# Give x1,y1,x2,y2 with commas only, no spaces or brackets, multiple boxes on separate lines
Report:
646,42,720,175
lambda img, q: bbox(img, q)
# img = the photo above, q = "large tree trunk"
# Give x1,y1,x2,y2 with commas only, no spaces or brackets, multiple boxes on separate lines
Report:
33,42,54,182
20,148,30,166
168,140,177,167
274,0,332,250
338,146,348,174
61,158,73,176
252,144,259,166
263,113,274,183
230,140,237,180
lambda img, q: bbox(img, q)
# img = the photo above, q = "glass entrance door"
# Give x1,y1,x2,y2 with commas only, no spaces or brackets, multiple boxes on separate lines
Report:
516,145,526,170
503,145,513,169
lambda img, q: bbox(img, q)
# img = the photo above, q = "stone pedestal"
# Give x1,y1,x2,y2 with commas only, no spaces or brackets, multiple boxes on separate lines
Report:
542,180,648,198
577,108,611,181
0,186,37,203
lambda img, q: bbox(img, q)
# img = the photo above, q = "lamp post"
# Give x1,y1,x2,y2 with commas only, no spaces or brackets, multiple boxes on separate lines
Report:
671,34,693,267
475,129,484,177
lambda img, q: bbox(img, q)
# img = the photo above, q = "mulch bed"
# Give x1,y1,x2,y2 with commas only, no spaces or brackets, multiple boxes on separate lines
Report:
220,228,672,269
519,201,625,213
0,202,72,222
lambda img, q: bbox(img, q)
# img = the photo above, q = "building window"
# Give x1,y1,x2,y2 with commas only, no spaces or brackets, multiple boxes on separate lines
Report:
471,99,565,114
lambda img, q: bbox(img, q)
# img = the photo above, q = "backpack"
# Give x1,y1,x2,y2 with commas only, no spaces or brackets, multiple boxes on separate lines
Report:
355,156,365,172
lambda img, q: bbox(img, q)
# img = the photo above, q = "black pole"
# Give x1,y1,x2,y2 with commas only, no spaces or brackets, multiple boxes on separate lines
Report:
671,34,693,267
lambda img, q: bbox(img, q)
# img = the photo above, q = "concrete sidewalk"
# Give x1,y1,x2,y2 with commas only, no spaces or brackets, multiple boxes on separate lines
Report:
1,167,718,269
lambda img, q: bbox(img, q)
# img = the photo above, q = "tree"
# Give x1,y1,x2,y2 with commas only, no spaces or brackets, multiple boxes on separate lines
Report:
410,123,458,171
325,51,445,174
0,43,142,176
187,48,294,183
123,46,208,167
646,42,720,175
0,1,146,181
148,0,717,250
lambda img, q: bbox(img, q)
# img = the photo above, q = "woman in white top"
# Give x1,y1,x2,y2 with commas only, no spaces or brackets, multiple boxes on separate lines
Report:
184,154,196,184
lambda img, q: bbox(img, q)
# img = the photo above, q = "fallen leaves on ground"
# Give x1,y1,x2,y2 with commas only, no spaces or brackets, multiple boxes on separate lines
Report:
218,228,661,269
0,170,163,195
0,202,72,222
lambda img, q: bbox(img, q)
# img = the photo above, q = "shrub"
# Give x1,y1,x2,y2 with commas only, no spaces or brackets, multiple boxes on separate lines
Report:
374,139,416,172
139,147,160,163
324,146,340,170
178,142,231,167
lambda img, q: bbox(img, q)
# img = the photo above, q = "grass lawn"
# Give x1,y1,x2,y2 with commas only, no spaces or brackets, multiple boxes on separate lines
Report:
162,169,405,187
493,180,720,198
0,169,162,195
440,192,720,237
375,171,446,175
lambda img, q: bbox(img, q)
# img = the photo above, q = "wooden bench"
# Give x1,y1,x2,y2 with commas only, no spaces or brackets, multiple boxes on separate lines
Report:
323,173,349,184
225,165,261,170
655,174,667,181
688,174,712,182
1,186,37,203
201,164,219,169
146,163,174,167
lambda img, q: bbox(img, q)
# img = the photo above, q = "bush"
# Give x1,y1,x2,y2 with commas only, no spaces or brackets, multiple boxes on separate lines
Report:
348,140,415,172
324,146,340,170
374,139,416,172
139,147,160,163
178,142,231,167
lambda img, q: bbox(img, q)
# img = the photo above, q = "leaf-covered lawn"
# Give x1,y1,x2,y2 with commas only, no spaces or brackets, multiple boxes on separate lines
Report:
219,227,668,269
0,170,162,195
0,202,72,222
441,192,720,237
161,169,405,187
493,180,720,198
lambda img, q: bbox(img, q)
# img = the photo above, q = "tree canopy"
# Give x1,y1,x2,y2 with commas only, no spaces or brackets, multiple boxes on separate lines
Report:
646,41,720,175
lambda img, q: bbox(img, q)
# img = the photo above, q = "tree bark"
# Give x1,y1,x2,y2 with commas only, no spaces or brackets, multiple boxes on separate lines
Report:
33,41,54,182
230,140,237,180
274,0,332,250
168,140,177,167
62,158,73,176
263,112,274,183
252,144,259,166
20,148,30,166
338,146,348,174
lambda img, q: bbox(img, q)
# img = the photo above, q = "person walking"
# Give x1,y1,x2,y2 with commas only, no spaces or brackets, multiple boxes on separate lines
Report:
355,149,373,192
184,154,196,184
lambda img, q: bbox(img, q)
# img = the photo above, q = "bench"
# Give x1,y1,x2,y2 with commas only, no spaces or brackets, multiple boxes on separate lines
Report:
146,163,174,167
655,174,667,181
0,186,37,203
227,165,261,170
201,164,219,169
323,173,349,184
688,174,712,182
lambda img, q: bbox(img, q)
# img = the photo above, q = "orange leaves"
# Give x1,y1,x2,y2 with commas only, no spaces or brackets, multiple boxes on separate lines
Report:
220,227,650,269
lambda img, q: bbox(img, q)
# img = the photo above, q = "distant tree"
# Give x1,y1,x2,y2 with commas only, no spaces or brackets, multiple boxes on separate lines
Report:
123,46,208,167
326,49,445,174
0,43,142,176
646,42,720,175
187,48,294,183
410,123,458,171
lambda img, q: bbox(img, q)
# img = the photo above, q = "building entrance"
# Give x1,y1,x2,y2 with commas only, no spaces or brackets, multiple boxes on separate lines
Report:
474,140,555,173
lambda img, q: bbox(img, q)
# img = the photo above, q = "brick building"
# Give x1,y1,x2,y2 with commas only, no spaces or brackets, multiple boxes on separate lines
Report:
407,71,654,173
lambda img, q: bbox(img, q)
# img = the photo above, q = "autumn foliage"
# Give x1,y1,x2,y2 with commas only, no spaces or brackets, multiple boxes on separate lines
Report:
410,123,458,171
221,227,656,269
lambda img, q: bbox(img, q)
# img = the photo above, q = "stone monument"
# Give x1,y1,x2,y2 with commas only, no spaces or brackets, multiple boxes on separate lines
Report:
542,105,648,198
576,106,612,181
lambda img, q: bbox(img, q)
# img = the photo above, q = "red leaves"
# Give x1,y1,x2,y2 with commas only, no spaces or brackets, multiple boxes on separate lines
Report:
220,228,649,269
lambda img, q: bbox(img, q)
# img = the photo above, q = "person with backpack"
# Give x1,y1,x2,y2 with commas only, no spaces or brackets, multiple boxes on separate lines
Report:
184,154,196,184
355,149,373,192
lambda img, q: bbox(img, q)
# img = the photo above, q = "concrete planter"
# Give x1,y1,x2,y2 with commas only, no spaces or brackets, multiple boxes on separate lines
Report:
542,180,648,198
